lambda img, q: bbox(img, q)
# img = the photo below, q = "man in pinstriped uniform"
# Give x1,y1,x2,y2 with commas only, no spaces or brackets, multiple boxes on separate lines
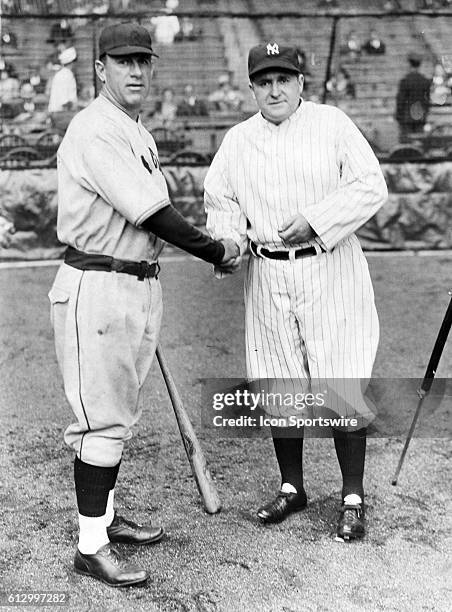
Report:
204,42,388,541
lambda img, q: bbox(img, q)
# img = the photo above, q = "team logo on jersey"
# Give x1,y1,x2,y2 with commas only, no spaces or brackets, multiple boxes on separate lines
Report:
140,148,161,175
141,155,153,175
266,43,279,55
149,148,161,171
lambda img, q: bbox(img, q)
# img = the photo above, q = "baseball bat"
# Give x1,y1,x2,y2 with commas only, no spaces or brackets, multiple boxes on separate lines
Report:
156,344,221,514
391,291,452,486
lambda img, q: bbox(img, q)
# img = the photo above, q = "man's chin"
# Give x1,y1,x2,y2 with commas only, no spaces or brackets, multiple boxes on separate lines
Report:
264,109,291,124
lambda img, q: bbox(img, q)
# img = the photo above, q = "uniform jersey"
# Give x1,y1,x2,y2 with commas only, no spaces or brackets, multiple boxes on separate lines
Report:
57,94,169,261
204,101,386,254
204,101,388,419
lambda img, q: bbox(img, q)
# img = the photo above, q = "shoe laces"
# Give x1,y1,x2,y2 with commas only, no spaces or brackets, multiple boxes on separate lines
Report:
103,545,123,567
341,504,362,522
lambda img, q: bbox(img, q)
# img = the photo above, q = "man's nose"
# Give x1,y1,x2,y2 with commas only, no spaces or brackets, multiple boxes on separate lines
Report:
130,60,143,76
270,81,281,97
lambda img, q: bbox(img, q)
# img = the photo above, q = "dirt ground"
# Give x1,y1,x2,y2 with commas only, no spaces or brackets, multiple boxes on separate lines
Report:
0,254,451,612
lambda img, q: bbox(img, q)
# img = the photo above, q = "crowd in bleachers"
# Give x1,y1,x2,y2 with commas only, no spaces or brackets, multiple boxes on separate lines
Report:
1,1,452,161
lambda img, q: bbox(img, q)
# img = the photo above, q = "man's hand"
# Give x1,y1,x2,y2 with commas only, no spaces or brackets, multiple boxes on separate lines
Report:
217,238,241,274
278,214,315,246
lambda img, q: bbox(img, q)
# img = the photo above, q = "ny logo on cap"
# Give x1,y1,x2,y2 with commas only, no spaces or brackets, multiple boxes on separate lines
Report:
266,43,279,55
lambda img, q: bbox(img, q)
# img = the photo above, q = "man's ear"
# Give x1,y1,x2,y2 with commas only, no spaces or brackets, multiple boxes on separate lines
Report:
298,74,304,94
95,59,106,83
249,81,256,101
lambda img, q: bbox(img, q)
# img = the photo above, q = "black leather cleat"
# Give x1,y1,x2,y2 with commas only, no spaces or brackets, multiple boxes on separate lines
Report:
257,490,307,524
107,513,164,545
74,544,148,587
336,503,365,542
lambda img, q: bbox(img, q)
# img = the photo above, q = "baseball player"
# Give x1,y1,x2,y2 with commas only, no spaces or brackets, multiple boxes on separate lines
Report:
48,22,239,588
204,42,387,541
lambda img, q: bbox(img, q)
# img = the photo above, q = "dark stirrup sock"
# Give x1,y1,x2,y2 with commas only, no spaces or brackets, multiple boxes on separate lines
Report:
74,456,121,517
271,426,304,493
332,427,367,500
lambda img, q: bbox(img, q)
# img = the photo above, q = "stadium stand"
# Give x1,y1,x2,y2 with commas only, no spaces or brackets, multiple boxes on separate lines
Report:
2,0,452,161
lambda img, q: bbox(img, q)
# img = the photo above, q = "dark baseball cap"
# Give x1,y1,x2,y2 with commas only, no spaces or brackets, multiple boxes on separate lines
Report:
98,23,159,58
248,42,301,78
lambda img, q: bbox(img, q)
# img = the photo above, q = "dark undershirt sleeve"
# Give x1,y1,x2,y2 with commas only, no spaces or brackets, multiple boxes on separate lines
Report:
140,204,225,265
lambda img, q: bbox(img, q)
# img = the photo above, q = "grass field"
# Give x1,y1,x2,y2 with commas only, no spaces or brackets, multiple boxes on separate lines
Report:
0,254,451,612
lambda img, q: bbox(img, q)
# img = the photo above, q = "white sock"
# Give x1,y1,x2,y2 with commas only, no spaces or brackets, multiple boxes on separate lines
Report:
343,493,362,505
105,489,115,527
77,514,109,555
281,482,298,494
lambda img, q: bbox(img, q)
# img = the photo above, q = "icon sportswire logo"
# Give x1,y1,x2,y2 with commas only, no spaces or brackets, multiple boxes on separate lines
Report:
266,42,279,55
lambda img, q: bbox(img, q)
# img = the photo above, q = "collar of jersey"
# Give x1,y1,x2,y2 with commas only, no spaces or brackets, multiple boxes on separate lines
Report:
98,93,142,125
259,97,304,130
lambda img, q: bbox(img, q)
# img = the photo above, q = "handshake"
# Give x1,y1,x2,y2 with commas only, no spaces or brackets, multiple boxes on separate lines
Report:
217,238,242,275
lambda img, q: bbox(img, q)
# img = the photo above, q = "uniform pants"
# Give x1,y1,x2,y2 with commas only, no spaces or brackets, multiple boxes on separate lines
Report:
49,263,162,467
244,235,379,421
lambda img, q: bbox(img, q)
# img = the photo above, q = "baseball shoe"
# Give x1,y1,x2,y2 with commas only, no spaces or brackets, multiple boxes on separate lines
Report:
107,512,164,545
74,544,148,587
335,502,365,542
257,490,307,524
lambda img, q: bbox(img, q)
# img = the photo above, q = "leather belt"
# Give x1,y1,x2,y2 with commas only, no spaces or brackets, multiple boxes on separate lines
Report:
64,246,160,281
250,241,322,261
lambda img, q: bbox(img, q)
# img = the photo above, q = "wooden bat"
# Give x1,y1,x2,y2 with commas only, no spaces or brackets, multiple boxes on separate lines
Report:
156,344,221,514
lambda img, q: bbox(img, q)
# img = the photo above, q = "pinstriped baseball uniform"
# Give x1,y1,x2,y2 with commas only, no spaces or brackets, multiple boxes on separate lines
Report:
49,94,169,466
205,101,388,418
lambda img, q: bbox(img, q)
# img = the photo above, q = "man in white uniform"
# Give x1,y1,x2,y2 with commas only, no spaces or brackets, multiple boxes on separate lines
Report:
49,23,238,587
48,46,78,113
204,42,387,541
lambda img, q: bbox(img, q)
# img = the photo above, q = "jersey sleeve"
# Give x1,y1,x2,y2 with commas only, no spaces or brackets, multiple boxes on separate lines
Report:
81,127,170,226
302,110,388,251
204,133,248,254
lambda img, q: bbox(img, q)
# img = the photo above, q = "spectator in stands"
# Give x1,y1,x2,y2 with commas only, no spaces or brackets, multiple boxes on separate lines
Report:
0,62,22,119
25,63,47,95
208,73,244,113
175,16,198,42
295,47,313,95
1,29,18,49
430,61,452,105
0,63,20,103
363,30,386,55
154,87,179,127
48,46,78,114
19,82,36,114
177,84,208,116
47,19,74,48
395,52,431,142
340,30,362,60
326,66,356,101
151,0,181,45
78,84,95,109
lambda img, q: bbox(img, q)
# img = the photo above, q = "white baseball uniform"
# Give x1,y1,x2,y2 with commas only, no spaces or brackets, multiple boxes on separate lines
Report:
49,94,169,467
205,101,388,418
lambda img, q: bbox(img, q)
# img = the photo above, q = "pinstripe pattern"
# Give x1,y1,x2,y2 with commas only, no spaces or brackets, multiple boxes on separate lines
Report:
205,101,387,419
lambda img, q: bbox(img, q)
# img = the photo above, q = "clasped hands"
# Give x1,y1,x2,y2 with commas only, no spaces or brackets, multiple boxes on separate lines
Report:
216,214,315,275
218,238,241,274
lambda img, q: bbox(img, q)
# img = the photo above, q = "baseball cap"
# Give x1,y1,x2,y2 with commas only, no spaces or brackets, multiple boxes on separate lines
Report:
248,42,301,78
98,23,159,58
59,46,77,65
